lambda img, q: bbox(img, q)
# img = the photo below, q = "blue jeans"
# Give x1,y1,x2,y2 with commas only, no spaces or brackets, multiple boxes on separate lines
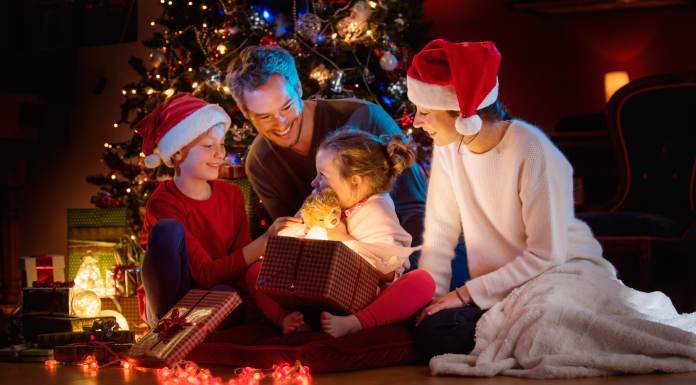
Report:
141,219,245,328
415,306,486,360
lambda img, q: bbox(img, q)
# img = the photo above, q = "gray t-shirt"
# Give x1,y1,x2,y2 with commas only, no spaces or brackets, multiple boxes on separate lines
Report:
245,98,427,249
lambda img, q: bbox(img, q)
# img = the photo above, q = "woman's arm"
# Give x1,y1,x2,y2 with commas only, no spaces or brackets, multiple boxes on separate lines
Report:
419,148,463,297
466,143,573,310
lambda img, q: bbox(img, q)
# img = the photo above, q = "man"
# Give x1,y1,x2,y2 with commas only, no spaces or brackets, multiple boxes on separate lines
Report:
225,45,429,269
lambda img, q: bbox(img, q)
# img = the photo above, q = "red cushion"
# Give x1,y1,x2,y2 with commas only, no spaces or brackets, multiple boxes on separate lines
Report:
185,323,419,372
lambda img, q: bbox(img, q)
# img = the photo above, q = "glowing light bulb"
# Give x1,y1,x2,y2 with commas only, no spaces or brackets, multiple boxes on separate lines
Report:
165,89,174,96
168,1,172,4
111,175,116,179
367,30,372,35
156,74,161,79
192,82,198,88
408,129,413,133
114,123,118,127
203,23,207,28
188,1,192,4
126,188,131,193
160,0,164,2
332,33,337,39
147,89,153,94
369,1,377,8
223,86,229,92
139,152,145,157
151,21,155,26
188,68,192,71
131,235,136,240
131,89,136,94
121,90,126,95
217,45,227,54
202,5,207,9
72,290,101,317
104,143,109,147
108,145,113,148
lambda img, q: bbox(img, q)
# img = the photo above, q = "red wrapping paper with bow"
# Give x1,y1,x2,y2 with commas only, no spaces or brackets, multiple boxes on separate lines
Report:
125,289,241,367
54,339,132,364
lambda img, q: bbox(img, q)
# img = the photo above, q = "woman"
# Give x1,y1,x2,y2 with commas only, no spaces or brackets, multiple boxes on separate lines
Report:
408,40,625,358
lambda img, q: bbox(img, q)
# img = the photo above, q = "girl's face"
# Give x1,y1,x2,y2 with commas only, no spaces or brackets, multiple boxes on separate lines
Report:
311,149,367,210
413,106,461,147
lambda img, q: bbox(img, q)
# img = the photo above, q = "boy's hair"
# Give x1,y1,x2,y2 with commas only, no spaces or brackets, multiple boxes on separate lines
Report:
224,45,300,111
319,127,417,197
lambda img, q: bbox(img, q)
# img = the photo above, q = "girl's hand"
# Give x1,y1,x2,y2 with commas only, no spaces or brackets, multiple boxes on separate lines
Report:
326,221,354,242
415,286,473,327
379,271,396,283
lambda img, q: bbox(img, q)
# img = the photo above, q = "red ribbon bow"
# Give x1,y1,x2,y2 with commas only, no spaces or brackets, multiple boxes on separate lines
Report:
153,308,190,342
111,264,137,281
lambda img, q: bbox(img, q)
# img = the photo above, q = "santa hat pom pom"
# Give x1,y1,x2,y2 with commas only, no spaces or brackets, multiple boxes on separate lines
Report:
455,114,483,136
144,153,162,168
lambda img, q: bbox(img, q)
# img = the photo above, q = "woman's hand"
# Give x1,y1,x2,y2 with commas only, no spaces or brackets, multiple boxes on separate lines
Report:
415,285,473,327
326,221,354,242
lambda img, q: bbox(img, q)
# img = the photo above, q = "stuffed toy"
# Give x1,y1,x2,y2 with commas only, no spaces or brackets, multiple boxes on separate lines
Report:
300,188,341,229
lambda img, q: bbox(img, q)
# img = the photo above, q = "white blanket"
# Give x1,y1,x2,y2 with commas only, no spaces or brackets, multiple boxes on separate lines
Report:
431,259,696,379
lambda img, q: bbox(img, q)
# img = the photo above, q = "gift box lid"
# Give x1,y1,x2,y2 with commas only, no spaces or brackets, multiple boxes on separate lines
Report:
20,255,65,270
68,208,128,228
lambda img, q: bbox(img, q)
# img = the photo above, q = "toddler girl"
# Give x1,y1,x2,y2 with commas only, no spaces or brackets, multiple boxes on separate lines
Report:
245,128,436,338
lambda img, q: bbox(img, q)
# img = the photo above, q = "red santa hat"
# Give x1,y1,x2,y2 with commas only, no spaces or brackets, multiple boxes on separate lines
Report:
134,93,231,168
407,40,502,136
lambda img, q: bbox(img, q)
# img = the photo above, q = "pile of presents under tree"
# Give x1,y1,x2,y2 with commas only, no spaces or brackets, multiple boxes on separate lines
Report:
1,207,143,364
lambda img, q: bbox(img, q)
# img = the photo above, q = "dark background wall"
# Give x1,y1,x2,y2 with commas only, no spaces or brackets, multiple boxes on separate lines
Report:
422,1,696,130
3,0,696,259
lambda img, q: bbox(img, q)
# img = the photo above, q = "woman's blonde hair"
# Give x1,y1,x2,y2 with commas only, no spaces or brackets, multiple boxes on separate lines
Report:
319,127,417,196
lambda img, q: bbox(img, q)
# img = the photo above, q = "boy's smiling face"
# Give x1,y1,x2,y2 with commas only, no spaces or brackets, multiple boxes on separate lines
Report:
172,125,227,180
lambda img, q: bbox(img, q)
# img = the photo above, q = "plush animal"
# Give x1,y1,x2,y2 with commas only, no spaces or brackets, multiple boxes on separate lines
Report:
300,188,342,229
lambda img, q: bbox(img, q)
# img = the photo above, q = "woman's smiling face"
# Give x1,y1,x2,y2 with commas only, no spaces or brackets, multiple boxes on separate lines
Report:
412,106,461,147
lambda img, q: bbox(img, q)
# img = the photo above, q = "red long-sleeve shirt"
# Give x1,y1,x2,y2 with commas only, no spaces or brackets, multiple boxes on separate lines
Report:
140,179,251,288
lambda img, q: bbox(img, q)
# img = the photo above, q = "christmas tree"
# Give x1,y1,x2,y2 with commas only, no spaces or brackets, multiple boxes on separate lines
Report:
87,0,433,239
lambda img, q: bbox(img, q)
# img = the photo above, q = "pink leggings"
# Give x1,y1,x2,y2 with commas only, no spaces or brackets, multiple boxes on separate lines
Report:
245,262,436,329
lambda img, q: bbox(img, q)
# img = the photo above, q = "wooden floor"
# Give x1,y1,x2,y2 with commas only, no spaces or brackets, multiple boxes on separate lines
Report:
3,363,696,385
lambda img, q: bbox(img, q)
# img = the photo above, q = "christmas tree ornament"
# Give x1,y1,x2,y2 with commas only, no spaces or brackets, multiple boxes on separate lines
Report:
281,38,301,52
216,44,227,54
201,65,222,89
259,36,278,46
394,14,408,32
388,78,406,97
310,64,331,85
295,13,322,40
330,69,346,92
380,51,398,71
72,290,101,317
362,67,375,84
149,51,166,66
74,255,106,296
249,9,267,32
95,191,121,208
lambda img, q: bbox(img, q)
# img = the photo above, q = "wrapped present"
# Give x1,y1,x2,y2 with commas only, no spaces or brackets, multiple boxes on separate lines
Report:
68,228,139,288
95,191,121,208
101,296,149,336
218,164,247,179
0,345,53,362
256,236,379,314
219,178,255,229
87,319,136,344
37,332,93,348
68,208,127,228
125,289,241,367
55,342,132,364
22,281,75,316
22,315,116,343
19,255,66,288
107,264,141,297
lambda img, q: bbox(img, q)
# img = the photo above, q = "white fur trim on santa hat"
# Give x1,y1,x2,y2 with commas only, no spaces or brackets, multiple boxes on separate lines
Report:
407,76,499,111
455,115,482,136
155,104,231,168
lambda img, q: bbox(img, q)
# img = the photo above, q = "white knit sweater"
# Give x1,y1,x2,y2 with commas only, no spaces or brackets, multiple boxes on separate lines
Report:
419,120,615,310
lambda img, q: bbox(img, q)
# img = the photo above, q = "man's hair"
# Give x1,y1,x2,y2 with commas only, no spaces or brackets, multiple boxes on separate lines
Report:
224,45,301,111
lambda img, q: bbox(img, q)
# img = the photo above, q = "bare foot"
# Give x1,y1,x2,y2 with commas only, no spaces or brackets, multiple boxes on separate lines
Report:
281,311,312,335
321,312,364,338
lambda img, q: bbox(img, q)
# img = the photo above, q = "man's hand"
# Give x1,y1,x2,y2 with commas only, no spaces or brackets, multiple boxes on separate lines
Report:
415,285,472,327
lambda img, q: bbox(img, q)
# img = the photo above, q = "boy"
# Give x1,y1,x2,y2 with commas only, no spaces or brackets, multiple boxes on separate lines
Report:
135,93,300,326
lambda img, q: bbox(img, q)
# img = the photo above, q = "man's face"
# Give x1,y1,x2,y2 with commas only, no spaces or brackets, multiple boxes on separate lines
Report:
242,73,303,148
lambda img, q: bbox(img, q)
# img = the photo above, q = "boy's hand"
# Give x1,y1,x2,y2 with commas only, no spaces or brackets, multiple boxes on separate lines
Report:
267,216,304,236
326,221,354,242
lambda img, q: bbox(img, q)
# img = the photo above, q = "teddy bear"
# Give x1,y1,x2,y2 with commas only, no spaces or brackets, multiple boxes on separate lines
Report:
300,188,342,229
